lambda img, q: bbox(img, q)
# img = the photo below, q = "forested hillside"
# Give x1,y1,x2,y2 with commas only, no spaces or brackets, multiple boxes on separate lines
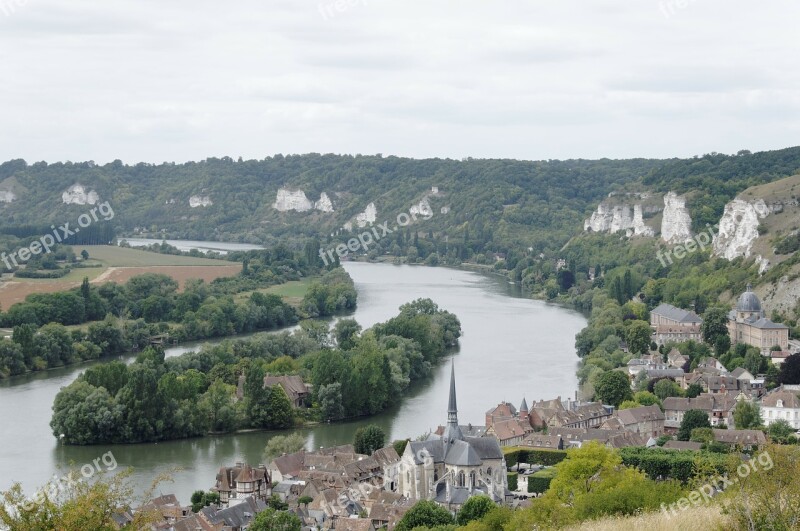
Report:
0,156,661,256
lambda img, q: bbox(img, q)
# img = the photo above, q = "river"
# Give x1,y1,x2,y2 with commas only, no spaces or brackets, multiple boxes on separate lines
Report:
0,261,586,504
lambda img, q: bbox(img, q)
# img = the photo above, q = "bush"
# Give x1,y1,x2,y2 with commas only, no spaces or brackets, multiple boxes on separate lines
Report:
504,447,568,468
507,472,518,491
527,469,556,493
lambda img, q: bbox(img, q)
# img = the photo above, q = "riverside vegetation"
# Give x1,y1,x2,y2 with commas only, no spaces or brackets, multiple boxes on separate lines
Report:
49,298,460,444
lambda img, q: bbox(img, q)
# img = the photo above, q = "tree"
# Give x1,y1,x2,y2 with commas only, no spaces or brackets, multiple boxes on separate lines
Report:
778,353,800,385
714,335,731,358
317,382,345,421
0,469,161,530
594,371,632,407
354,425,386,455
632,391,661,408
625,320,652,356
653,378,683,400
457,495,495,525
677,409,711,441
767,419,795,444
701,307,729,347
395,500,454,531
80,249,90,260
263,433,306,461
685,383,703,398
333,319,361,350
733,400,762,430
250,507,301,531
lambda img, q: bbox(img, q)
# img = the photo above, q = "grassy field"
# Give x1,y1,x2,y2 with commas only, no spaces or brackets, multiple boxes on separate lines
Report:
235,278,314,308
0,245,241,308
73,245,231,267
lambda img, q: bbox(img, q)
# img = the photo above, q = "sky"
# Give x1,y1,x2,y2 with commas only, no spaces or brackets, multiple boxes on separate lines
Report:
1,0,799,164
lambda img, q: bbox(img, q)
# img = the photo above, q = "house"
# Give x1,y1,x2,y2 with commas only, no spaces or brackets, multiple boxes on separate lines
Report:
663,396,714,432
727,284,790,353
334,518,377,531
601,405,664,439
263,374,312,408
667,349,689,370
269,450,306,482
650,304,703,346
663,394,736,431
485,402,517,428
771,351,793,367
712,429,767,450
662,440,703,451
198,496,266,531
137,494,190,526
520,433,564,451
372,446,402,493
761,388,800,430
528,398,611,430
212,463,271,506
486,419,532,447
548,427,646,449
730,367,755,383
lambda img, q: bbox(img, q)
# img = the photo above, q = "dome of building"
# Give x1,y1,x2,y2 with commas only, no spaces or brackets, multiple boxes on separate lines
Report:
737,283,762,313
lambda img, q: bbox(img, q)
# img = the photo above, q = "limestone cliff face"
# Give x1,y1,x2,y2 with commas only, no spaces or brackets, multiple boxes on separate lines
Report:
355,203,377,227
273,188,334,213
62,184,100,205
712,199,769,260
410,198,433,218
0,191,16,203
314,192,334,213
584,202,654,237
273,188,313,212
661,192,693,244
189,195,213,208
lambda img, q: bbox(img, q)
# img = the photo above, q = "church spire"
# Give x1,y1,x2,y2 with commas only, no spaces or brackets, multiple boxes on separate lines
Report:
448,360,458,416
443,360,464,442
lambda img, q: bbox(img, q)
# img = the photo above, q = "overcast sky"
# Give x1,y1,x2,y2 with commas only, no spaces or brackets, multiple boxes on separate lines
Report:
1,0,799,163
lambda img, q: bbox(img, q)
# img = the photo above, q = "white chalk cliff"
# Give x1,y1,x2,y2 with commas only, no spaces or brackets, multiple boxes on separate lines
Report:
314,192,334,213
712,199,769,260
356,203,377,227
0,190,16,203
584,204,654,237
661,192,693,244
410,198,433,218
62,184,100,205
273,188,313,212
273,188,334,213
189,195,213,208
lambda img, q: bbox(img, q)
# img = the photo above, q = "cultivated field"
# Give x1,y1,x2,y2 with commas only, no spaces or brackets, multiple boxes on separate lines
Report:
0,245,241,309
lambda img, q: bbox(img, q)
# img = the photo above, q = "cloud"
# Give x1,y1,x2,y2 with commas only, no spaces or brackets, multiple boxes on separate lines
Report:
0,0,799,163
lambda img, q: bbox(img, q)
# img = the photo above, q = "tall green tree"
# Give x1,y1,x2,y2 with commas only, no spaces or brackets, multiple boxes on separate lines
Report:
701,307,729,347
677,409,711,441
594,371,632,407
354,425,386,455
733,400,762,430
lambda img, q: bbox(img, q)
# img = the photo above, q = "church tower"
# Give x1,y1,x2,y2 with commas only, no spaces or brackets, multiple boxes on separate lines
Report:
442,361,464,442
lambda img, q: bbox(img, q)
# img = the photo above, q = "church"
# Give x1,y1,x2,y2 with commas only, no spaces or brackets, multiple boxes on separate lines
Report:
396,362,508,509
727,283,789,353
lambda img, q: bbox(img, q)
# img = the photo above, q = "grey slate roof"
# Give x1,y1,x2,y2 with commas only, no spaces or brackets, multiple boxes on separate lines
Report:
651,303,703,324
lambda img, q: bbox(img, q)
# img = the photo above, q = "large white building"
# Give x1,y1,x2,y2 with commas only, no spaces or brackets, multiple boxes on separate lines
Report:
727,284,790,353
397,363,507,509
761,388,800,430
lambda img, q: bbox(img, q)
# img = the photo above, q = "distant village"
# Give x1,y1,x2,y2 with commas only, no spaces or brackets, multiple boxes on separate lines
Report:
115,285,799,531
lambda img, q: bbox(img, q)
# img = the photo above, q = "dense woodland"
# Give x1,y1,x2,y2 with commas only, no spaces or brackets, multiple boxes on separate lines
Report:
50,298,460,444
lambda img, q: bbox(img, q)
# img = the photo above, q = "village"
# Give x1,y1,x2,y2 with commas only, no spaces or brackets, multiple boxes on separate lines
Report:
107,285,799,530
